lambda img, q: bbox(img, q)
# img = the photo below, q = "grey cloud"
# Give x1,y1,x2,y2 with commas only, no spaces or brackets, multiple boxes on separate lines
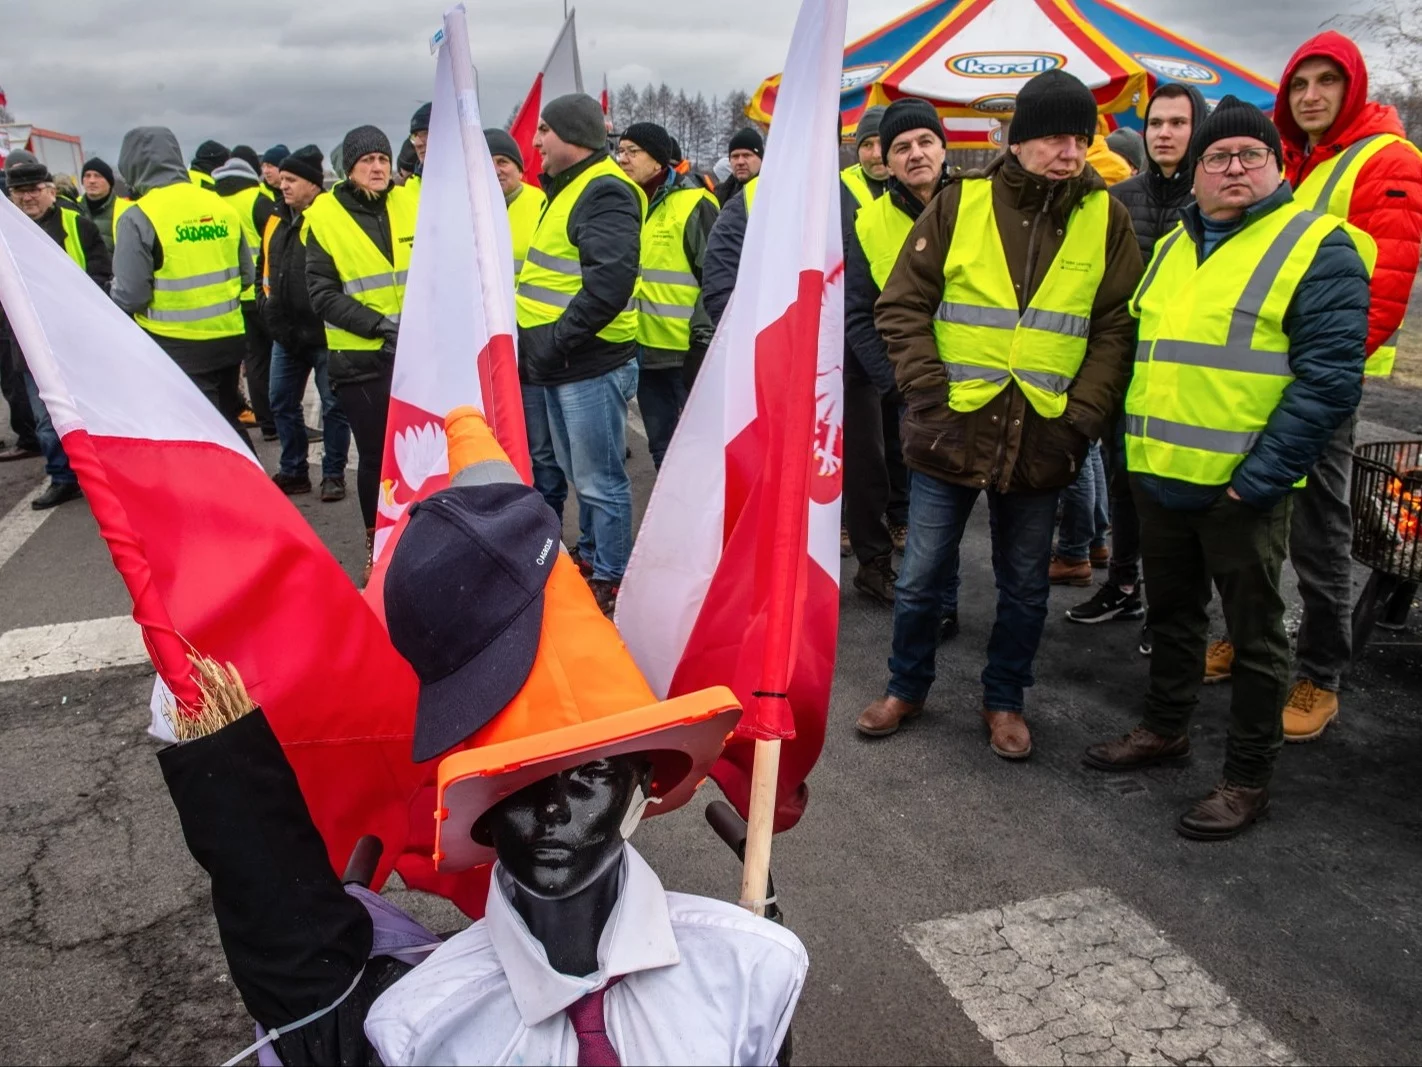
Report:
0,0,1367,169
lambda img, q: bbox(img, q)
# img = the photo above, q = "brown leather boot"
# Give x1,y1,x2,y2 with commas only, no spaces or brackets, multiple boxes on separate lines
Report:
982,709,1032,760
1083,725,1189,771
1049,555,1093,586
855,696,922,737
1177,781,1269,841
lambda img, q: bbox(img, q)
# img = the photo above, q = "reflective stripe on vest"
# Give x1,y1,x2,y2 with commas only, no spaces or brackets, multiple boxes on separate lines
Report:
303,184,418,351
635,186,717,351
59,207,87,271
933,179,1109,418
133,183,245,341
224,185,264,302
515,157,648,343
1124,203,1373,487
507,183,548,277
854,192,915,291
1295,132,1421,378
841,165,875,209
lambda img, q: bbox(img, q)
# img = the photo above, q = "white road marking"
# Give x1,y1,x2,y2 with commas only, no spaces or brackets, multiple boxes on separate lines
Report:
0,615,147,682
904,888,1299,1067
0,479,55,574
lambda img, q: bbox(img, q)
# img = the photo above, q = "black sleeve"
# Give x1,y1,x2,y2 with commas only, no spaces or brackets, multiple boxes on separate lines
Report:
552,177,643,356
305,228,386,341
702,192,749,329
77,216,112,292
844,222,897,397
253,194,276,239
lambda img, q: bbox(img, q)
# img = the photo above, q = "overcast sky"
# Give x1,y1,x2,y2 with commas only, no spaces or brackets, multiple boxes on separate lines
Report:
1,0,1372,168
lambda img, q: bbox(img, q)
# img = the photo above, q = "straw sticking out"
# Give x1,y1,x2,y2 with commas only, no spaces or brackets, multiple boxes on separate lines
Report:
164,654,255,741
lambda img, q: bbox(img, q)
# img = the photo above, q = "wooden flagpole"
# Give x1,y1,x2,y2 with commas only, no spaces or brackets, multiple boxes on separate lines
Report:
739,738,782,916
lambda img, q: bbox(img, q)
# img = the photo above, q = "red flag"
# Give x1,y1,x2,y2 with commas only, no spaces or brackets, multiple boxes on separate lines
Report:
616,0,847,832
508,71,543,188
601,74,610,117
0,193,424,893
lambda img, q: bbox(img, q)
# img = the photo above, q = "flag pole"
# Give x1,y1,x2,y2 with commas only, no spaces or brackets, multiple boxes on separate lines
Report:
739,739,781,916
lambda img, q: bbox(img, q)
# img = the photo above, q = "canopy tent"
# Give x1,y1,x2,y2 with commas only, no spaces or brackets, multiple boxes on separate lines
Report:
749,0,1278,150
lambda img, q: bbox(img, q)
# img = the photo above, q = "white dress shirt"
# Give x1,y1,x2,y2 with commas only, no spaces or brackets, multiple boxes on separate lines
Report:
364,845,807,1066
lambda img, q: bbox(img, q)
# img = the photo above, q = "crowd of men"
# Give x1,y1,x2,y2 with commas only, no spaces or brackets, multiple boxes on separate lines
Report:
1,29,1416,842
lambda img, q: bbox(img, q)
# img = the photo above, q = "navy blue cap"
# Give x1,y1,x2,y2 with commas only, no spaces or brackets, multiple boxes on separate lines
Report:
385,482,562,762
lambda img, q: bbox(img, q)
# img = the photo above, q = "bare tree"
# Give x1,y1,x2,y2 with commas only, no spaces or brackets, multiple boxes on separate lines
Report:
1342,0,1422,139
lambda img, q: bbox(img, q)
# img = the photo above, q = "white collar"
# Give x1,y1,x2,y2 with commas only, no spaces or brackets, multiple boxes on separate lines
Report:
484,844,682,1027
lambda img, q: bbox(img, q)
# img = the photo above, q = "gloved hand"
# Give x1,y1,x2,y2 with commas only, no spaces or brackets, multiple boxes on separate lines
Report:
376,317,400,347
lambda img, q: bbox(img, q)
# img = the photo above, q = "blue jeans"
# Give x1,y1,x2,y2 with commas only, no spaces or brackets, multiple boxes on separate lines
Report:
268,344,350,479
23,367,75,486
1056,441,1109,559
887,472,1058,712
544,361,638,582
637,355,688,470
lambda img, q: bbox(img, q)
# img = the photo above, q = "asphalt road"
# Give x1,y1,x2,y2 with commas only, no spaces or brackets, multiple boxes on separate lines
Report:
1,383,1420,1066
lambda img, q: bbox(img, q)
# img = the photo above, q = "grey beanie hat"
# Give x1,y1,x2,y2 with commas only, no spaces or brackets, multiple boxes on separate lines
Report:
1105,128,1146,174
341,125,393,169
484,128,524,171
540,93,608,151
854,106,888,152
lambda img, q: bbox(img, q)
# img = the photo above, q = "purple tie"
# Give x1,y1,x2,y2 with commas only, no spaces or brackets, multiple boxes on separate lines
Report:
565,976,623,1067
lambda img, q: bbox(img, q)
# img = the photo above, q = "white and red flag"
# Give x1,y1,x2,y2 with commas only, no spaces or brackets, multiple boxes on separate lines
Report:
507,9,585,186
0,193,424,892
365,4,530,619
616,0,847,832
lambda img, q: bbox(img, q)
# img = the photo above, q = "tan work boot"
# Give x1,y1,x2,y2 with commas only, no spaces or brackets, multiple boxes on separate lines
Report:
1282,679,1339,742
1049,555,1093,586
1203,639,1234,684
982,709,1032,760
856,696,922,738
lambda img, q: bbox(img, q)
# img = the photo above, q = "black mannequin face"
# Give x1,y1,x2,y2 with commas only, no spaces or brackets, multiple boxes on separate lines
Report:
485,755,653,899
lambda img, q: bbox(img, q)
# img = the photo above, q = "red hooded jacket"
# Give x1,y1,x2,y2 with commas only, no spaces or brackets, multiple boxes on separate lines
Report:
1276,31,1422,357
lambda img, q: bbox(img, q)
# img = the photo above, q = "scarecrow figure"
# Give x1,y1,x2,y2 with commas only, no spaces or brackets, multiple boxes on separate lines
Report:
158,408,807,1066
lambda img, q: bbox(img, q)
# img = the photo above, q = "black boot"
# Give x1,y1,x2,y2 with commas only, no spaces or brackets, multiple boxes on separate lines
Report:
31,481,82,510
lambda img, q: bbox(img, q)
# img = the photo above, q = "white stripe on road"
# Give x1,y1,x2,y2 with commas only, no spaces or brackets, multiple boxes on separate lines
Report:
904,888,1299,1067
0,615,147,682
0,479,55,574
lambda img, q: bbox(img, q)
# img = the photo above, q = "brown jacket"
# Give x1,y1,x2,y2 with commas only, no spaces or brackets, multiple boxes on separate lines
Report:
875,153,1143,493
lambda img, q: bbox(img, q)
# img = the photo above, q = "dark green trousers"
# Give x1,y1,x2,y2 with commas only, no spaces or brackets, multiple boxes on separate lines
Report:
1133,481,1293,787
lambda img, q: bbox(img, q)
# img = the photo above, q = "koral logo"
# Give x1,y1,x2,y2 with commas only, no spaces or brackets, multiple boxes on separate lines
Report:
1133,54,1220,85
948,52,1065,78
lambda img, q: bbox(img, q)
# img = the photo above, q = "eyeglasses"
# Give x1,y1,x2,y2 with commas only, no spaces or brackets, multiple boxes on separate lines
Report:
615,145,645,160
1198,147,1274,174
9,186,49,198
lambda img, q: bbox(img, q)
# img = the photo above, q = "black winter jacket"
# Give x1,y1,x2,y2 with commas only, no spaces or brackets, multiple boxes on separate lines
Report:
701,186,748,329
1109,85,1208,262
258,198,326,358
40,204,112,290
305,182,404,387
518,150,643,387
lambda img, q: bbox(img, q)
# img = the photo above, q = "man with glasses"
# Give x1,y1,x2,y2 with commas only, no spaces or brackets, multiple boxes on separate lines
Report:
1083,98,1372,841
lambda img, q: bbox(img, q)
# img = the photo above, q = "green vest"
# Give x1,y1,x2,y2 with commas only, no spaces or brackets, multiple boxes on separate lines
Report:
223,184,264,302
133,182,245,341
854,193,915,290
1125,202,1377,486
841,165,877,210
934,179,1109,418
507,184,548,276
58,207,86,271
1294,132,1420,378
302,184,419,351
635,186,717,352
515,157,648,343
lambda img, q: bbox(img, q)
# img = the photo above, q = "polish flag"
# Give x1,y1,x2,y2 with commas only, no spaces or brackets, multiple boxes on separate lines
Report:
616,0,847,832
0,194,424,892
507,9,585,185
365,5,530,617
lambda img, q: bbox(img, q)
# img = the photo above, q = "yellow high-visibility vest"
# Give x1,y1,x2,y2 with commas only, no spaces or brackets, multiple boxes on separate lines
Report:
635,186,717,352
515,157,648,344
302,184,419,352
933,178,1109,418
190,168,216,190
223,184,264,302
58,206,86,271
131,182,245,341
841,164,878,210
111,197,136,244
506,184,548,276
742,176,758,214
1125,202,1378,486
1294,132,1422,377
854,192,915,290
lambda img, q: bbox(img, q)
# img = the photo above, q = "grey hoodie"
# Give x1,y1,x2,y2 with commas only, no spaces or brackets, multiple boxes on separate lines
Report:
111,126,253,317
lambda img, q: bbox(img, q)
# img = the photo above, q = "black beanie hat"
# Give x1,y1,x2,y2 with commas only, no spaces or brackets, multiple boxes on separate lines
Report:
854,106,888,152
1188,95,1283,173
878,98,945,154
341,125,393,169
191,140,230,173
1008,70,1098,146
279,144,325,187
397,137,420,174
620,122,673,168
728,127,764,157
81,156,115,187
540,93,608,151
484,128,524,171
262,143,290,167
232,145,261,172
411,102,432,135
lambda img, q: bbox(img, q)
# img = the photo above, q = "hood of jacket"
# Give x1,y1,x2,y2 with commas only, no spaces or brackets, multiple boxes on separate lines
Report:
1275,31,1405,179
117,127,190,197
